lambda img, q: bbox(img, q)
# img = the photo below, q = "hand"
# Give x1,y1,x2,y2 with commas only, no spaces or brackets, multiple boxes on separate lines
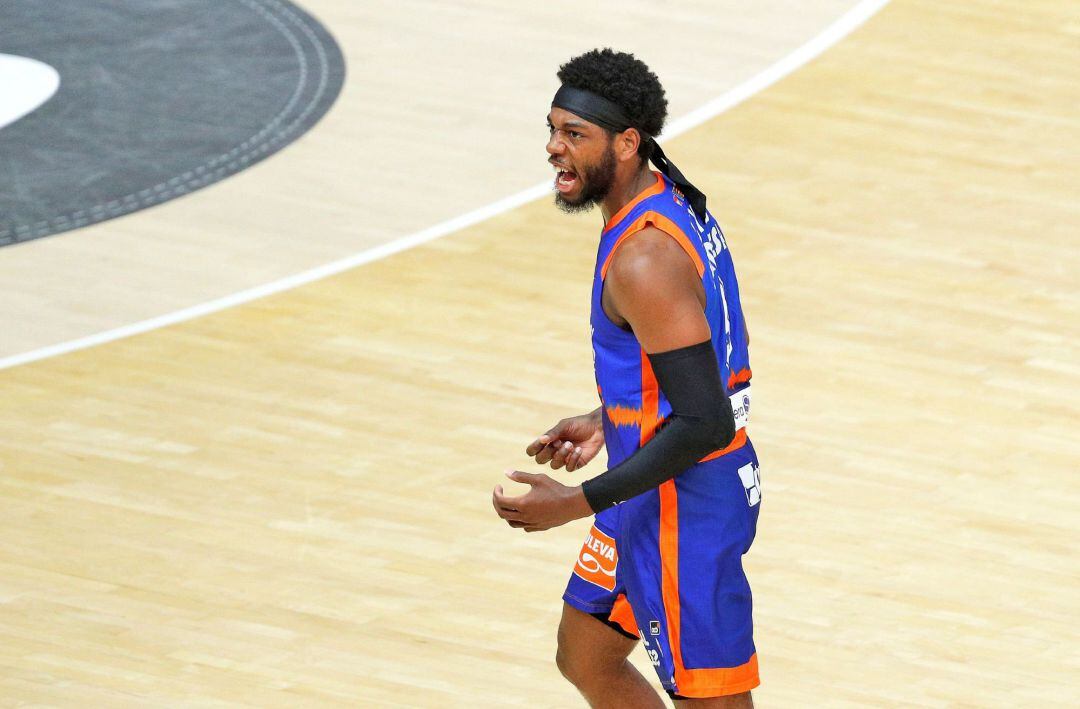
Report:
526,409,604,472
492,470,593,532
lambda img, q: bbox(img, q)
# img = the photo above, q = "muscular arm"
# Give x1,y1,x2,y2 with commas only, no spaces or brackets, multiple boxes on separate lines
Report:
581,228,736,512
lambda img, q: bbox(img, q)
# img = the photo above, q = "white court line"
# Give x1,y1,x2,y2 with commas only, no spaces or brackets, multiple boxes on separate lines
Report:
0,0,891,372
0,54,60,131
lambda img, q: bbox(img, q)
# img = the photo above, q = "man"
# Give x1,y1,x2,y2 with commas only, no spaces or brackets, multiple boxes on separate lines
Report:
492,49,761,708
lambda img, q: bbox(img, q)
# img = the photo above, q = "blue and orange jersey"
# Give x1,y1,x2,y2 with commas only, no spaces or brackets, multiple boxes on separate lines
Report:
592,171,752,466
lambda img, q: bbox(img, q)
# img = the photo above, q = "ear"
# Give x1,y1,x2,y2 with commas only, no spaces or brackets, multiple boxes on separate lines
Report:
615,127,642,163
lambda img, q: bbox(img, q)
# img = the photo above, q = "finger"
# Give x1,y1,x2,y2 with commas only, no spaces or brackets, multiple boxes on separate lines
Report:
493,497,522,514
550,441,574,470
566,446,584,472
545,423,566,440
492,487,510,514
493,485,525,512
497,507,526,522
552,440,570,469
492,489,523,515
493,484,517,507
493,497,526,522
526,425,566,455
557,440,574,469
525,434,551,456
505,469,545,486
533,440,562,464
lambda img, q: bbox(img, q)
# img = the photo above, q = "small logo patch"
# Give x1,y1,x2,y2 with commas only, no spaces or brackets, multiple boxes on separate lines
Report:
738,462,762,507
573,525,618,591
649,620,661,636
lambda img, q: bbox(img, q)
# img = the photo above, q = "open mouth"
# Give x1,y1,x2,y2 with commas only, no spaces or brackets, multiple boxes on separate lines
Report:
553,164,579,194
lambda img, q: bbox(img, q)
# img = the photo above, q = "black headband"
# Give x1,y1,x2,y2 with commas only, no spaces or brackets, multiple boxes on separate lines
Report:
551,84,707,220
551,85,633,133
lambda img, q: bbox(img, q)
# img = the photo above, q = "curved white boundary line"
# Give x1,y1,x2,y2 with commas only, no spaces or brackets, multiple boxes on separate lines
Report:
0,0,890,372
0,54,60,131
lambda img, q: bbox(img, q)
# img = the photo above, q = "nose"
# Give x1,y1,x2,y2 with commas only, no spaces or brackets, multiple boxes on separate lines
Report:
546,131,564,157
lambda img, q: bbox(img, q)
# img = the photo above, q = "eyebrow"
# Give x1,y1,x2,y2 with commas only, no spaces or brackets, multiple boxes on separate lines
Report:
546,114,590,130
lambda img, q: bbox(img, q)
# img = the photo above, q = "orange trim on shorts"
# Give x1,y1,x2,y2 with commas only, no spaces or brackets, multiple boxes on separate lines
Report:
639,350,660,446
699,428,748,462
600,210,706,281
658,480,760,698
608,593,639,637
657,480,684,680
603,172,665,232
674,653,761,698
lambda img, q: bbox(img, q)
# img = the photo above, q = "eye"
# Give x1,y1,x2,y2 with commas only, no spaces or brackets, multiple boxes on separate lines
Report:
569,131,582,139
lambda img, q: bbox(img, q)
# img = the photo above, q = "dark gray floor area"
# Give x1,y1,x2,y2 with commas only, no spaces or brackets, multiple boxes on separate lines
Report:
0,0,345,245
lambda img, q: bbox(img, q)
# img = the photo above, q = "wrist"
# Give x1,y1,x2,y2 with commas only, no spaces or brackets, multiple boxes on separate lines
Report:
567,484,595,519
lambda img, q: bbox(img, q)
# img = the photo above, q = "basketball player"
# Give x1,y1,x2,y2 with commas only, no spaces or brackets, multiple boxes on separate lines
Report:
492,49,760,707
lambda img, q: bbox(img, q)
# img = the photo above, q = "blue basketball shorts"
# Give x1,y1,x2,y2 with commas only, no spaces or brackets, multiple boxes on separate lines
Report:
563,440,762,698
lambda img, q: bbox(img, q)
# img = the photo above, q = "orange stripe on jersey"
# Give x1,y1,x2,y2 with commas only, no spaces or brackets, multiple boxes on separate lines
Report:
611,369,745,454
728,367,752,389
603,171,665,232
604,404,643,428
600,213,653,280
659,480,760,698
648,212,706,278
600,210,705,280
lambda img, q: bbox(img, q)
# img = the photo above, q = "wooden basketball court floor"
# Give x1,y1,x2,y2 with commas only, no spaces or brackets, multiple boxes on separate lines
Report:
0,0,1077,706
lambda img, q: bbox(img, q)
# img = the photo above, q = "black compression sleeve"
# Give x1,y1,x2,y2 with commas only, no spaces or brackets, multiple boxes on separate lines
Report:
581,340,736,512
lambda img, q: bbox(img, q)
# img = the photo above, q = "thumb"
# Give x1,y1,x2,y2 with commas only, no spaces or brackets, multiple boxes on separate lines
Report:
544,419,571,440
505,469,544,486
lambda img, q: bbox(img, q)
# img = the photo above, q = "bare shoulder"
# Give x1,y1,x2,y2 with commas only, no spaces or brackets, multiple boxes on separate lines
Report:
607,226,697,294
604,226,710,350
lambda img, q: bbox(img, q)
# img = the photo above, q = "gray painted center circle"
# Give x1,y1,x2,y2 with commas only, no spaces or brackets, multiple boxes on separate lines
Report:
0,0,346,245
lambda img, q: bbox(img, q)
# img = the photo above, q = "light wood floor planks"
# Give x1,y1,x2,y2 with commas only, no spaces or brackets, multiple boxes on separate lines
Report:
0,0,1077,706
0,0,859,358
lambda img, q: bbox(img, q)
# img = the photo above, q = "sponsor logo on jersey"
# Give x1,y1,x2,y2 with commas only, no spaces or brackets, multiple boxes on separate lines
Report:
731,394,750,422
573,525,618,591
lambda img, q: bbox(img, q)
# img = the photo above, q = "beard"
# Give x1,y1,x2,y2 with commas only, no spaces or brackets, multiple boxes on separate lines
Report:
554,144,617,214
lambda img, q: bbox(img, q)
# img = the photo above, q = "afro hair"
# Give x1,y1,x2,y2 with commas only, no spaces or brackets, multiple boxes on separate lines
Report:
557,48,668,160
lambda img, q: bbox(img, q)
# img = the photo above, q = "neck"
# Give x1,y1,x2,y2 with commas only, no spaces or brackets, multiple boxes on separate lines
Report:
600,166,657,223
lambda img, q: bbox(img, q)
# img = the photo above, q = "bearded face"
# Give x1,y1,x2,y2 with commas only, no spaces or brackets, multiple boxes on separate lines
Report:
553,137,617,214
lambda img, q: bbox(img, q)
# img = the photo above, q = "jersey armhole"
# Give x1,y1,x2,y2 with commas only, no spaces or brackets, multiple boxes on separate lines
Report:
600,211,706,281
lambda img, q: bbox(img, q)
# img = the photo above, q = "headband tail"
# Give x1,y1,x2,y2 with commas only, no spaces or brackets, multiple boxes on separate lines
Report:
649,140,707,221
